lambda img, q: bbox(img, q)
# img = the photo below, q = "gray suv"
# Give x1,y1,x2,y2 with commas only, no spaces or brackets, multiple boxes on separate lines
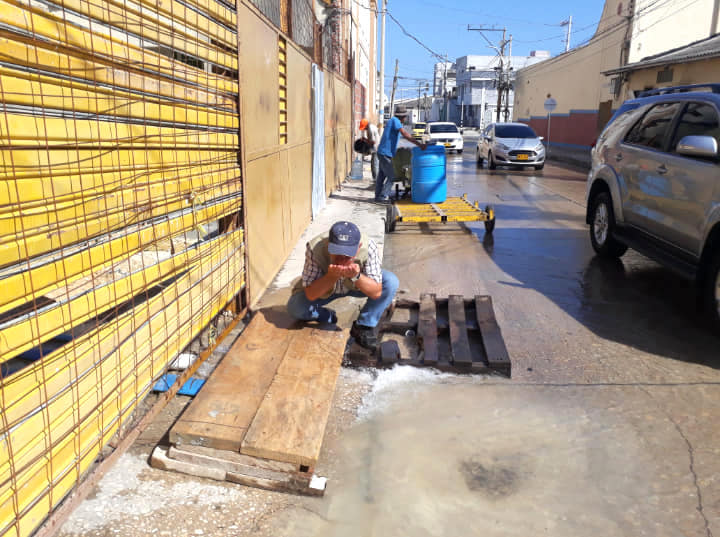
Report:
586,85,720,324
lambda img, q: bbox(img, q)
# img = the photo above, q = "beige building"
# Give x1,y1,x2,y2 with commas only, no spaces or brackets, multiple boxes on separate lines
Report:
605,33,720,104
514,0,720,164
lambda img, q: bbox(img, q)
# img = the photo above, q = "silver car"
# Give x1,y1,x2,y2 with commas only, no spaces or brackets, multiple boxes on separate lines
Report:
586,87,720,325
476,122,546,170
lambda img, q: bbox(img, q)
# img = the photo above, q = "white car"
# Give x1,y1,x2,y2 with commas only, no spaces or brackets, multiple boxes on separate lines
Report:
476,122,545,170
424,122,464,153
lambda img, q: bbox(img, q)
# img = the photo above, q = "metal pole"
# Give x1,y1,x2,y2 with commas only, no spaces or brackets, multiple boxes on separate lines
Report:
378,0,387,124
389,59,399,121
546,112,552,158
565,15,572,52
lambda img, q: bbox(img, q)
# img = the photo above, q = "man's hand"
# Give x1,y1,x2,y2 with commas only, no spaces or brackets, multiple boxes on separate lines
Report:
342,263,361,279
327,264,346,280
419,143,427,150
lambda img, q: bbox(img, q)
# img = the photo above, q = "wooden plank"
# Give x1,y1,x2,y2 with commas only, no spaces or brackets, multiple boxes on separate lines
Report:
0,71,238,128
418,293,438,365
474,296,511,374
169,310,295,451
0,114,236,149
170,444,297,473
241,326,348,467
448,295,472,366
1,174,240,247
53,0,238,69
0,197,239,316
168,446,296,481
0,1,236,93
0,36,237,107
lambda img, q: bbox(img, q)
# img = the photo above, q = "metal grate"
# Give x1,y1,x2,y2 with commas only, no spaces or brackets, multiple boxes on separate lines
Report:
292,0,315,52
249,0,281,28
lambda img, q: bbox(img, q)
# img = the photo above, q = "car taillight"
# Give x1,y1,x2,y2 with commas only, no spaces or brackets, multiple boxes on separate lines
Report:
590,138,597,149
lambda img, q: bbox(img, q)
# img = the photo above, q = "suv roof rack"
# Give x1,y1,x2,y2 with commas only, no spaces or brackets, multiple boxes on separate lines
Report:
636,84,720,98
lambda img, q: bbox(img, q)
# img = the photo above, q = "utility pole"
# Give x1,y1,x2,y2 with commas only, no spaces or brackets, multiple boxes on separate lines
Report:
443,54,449,121
378,0,387,125
561,16,572,52
389,59,399,121
468,26,509,122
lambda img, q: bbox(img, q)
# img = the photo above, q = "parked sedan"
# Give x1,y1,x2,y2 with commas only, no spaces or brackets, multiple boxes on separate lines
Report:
412,122,427,140
477,122,545,170
424,122,464,153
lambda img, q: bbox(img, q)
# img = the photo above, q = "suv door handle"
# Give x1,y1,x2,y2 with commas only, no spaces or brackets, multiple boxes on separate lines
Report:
656,164,668,175
615,153,623,162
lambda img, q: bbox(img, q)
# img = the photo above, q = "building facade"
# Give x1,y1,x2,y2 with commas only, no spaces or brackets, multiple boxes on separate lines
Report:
514,0,720,164
454,52,549,128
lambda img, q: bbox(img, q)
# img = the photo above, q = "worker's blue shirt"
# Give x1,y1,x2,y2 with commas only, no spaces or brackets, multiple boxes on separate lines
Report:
377,117,402,158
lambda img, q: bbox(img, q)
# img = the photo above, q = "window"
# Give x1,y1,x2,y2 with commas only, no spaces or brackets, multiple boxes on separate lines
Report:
430,124,459,133
656,68,673,84
670,102,720,153
495,124,537,138
623,102,681,151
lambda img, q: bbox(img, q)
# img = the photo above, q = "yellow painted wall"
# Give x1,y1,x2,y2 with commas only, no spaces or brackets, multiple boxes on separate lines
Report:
515,0,629,120
625,57,720,99
238,2,351,303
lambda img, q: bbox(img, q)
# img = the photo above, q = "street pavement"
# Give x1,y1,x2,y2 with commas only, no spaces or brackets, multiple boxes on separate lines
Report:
59,140,720,537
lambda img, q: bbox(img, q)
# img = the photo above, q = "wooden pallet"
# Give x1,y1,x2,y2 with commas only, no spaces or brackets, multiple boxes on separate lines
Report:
151,309,347,495
346,294,511,377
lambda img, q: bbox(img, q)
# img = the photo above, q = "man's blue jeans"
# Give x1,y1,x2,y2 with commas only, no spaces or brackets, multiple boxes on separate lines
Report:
374,154,396,200
287,270,399,328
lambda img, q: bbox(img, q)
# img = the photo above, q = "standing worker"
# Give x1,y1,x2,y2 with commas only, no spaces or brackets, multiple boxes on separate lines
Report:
286,221,398,350
359,118,379,181
375,106,426,202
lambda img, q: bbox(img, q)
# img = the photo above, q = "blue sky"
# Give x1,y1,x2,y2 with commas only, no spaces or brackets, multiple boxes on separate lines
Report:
377,0,606,99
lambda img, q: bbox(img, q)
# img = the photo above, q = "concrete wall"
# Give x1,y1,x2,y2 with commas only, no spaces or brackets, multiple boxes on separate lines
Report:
628,0,719,64
239,2,351,303
625,56,720,98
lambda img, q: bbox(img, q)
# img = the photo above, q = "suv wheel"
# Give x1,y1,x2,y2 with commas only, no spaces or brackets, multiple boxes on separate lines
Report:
589,192,628,258
703,251,720,326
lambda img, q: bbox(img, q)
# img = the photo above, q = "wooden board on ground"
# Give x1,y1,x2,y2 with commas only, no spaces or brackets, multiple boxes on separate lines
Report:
474,295,511,375
169,310,295,451
241,325,348,467
418,293,438,365
346,295,511,377
448,294,472,366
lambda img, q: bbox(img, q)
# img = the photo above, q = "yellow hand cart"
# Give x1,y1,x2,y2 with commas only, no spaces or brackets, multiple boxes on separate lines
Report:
385,194,495,234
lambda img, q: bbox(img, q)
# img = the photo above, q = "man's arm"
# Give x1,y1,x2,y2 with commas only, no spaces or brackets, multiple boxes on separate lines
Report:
400,128,426,149
348,268,382,300
304,270,341,301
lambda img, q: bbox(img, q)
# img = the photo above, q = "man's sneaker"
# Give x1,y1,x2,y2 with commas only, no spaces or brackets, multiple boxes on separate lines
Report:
350,322,379,350
318,308,337,324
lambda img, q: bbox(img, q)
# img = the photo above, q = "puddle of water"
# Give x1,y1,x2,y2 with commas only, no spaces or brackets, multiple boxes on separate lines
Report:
273,368,687,537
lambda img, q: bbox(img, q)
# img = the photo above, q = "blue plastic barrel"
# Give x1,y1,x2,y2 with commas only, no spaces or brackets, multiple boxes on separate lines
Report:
411,145,447,203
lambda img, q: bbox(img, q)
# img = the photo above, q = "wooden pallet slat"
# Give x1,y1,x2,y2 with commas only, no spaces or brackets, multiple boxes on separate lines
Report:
448,295,472,366
475,295,511,375
418,293,438,365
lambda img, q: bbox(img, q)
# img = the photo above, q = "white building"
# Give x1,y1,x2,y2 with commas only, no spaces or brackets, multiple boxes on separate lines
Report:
454,52,549,128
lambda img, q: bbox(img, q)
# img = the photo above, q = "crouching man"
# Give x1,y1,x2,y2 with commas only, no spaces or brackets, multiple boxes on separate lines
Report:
287,221,398,350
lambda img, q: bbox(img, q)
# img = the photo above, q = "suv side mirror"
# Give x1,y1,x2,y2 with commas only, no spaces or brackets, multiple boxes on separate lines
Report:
538,136,544,141
676,135,718,158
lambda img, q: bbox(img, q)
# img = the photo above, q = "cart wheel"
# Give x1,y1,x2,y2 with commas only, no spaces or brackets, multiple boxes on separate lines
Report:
385,204,397,233
484,205,495,234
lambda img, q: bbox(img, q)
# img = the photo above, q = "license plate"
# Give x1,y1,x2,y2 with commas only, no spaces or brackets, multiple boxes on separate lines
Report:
517,154,529,160
444,143,452,147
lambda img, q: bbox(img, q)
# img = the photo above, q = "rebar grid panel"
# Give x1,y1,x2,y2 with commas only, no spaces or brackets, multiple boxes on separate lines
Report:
0,0,245,536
